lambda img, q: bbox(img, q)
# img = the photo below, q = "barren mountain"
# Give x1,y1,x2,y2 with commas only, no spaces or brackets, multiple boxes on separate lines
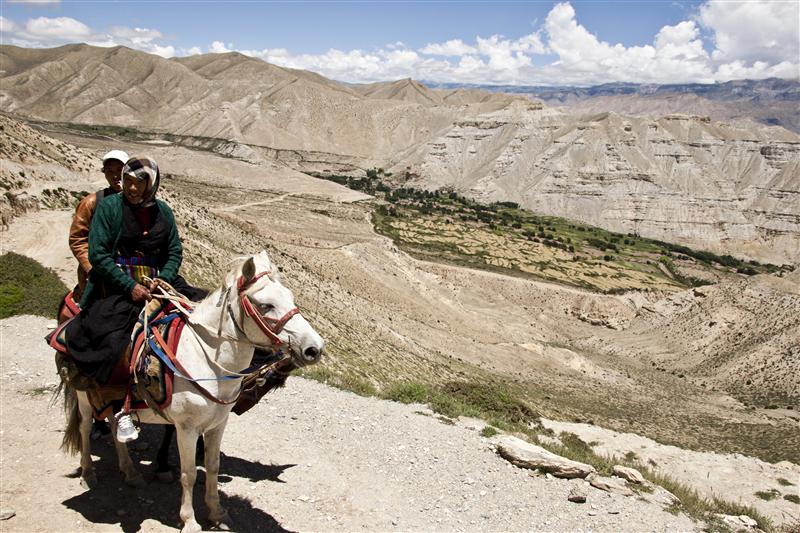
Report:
393,100,800,264
428,78,800,133
2,44,798,265
0,44,469,163
351,78,520,109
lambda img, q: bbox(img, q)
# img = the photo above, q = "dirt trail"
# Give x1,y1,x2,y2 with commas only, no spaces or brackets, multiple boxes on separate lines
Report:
0,316,697,533
211,194,294,213
1,209,75,286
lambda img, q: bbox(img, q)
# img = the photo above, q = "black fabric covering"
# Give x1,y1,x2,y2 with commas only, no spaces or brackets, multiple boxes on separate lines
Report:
64,294,141,383
64,201,207,384
118,202,165,260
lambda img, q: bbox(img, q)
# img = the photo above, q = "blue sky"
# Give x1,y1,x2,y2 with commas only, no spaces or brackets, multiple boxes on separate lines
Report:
1,1,798,85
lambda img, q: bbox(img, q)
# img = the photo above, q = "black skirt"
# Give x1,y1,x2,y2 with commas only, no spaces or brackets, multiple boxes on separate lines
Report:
64,293,141,384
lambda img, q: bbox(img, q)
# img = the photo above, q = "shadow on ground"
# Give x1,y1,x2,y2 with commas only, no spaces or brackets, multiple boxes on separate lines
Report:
61,426,297,533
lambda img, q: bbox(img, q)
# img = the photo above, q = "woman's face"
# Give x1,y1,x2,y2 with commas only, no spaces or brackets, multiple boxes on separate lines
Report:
123,174,147,205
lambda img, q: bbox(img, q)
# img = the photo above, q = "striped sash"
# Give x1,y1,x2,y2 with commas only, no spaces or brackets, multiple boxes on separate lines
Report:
116,255,159,284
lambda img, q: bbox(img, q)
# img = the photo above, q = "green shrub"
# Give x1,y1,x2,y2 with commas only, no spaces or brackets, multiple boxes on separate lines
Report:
481,426,499,438
0,252,68,319
384,381,429,404
438,381,539,425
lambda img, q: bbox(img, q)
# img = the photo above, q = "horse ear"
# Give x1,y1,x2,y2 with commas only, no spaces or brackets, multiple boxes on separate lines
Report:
241,257,256,282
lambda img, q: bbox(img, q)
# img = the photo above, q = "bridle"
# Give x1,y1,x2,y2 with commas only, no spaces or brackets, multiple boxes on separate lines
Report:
235,271,300,347
135,269,304,408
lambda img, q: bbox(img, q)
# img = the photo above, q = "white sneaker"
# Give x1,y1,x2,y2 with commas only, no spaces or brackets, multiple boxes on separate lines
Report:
115,412,138,443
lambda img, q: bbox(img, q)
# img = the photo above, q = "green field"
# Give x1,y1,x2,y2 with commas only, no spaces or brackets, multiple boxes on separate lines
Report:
314,172,779,293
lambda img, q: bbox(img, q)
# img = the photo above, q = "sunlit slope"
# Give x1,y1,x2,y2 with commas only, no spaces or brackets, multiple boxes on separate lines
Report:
394,101,800,264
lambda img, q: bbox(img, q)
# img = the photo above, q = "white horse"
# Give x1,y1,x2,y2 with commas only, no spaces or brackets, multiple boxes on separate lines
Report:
61,250,324,533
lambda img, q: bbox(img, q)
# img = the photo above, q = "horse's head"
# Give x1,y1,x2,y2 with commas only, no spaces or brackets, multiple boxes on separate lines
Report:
232,251,324,366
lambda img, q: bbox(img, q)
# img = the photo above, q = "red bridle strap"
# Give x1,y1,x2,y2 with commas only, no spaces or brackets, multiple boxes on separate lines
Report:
236,273,300,346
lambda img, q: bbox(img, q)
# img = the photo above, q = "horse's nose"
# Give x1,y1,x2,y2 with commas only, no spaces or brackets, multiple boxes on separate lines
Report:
302,344,322,363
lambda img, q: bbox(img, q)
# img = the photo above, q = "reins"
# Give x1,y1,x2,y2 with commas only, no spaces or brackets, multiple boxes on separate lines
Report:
135,275,295,405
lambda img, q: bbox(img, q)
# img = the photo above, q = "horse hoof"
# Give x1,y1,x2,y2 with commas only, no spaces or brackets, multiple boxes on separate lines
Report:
156,470,173,483
212,510,233,531
80,474,97,490
180,520,202,533
124,474,146,488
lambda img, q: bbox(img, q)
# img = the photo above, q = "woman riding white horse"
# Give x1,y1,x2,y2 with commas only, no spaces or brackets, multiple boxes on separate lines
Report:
63,251,324,533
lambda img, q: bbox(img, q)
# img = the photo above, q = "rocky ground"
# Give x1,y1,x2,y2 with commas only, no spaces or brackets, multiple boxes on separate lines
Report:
0,316,698,533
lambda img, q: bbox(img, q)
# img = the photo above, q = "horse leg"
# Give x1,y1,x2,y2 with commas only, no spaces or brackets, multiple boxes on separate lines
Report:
176,425,201,533
76,392,96,488
203,422,231,528
109,414,145,488
156,425,175,483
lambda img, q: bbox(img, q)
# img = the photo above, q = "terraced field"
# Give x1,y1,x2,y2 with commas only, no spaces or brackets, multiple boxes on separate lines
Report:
364,185,781,293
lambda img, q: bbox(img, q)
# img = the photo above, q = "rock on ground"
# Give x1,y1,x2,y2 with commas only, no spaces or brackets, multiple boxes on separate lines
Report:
492,435,597,479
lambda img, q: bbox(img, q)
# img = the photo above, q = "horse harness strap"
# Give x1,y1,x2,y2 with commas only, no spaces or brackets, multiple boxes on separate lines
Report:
150,325,241,406
236,272,300,347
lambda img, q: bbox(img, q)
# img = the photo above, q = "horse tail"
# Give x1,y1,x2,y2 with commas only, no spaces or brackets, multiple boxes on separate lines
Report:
61,385,81,455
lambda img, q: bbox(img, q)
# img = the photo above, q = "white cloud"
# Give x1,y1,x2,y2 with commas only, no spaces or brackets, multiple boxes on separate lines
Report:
420,39,477,56
1,15,176,57
0,16,20,33
700,0,799,65
209,41,232,53
25,16,90,40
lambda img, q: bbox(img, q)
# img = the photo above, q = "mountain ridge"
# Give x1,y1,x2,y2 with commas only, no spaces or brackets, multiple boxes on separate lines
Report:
2,44,798,264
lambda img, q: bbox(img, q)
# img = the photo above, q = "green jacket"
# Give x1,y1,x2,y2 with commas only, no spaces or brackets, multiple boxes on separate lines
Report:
80,194,182,308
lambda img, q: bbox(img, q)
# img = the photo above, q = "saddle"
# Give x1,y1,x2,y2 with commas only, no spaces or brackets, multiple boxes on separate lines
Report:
49,296,181,420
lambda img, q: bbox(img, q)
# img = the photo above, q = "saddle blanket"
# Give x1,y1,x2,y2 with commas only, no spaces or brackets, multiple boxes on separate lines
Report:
49,297,183,420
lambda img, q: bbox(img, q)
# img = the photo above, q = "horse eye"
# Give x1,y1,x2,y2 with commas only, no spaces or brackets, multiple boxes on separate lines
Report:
258,303,274,312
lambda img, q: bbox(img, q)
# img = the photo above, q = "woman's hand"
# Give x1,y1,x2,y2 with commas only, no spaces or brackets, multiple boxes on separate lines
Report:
131,283,152,303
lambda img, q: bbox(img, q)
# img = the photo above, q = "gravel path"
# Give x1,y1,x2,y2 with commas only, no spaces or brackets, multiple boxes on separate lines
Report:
0,316,696,532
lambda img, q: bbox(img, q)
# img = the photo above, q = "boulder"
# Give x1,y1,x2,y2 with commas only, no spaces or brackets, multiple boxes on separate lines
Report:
716,514,759,530
612,465,646,484
589,476,635,496
492,435,596,479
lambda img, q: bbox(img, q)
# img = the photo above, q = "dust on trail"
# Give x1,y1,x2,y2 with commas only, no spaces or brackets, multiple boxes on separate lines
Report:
0,316,697,533
1,209,75,286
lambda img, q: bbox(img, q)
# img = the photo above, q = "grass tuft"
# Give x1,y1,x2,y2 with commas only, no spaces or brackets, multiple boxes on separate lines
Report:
383,381,429,404
755,489,780,501
480,426,499,438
